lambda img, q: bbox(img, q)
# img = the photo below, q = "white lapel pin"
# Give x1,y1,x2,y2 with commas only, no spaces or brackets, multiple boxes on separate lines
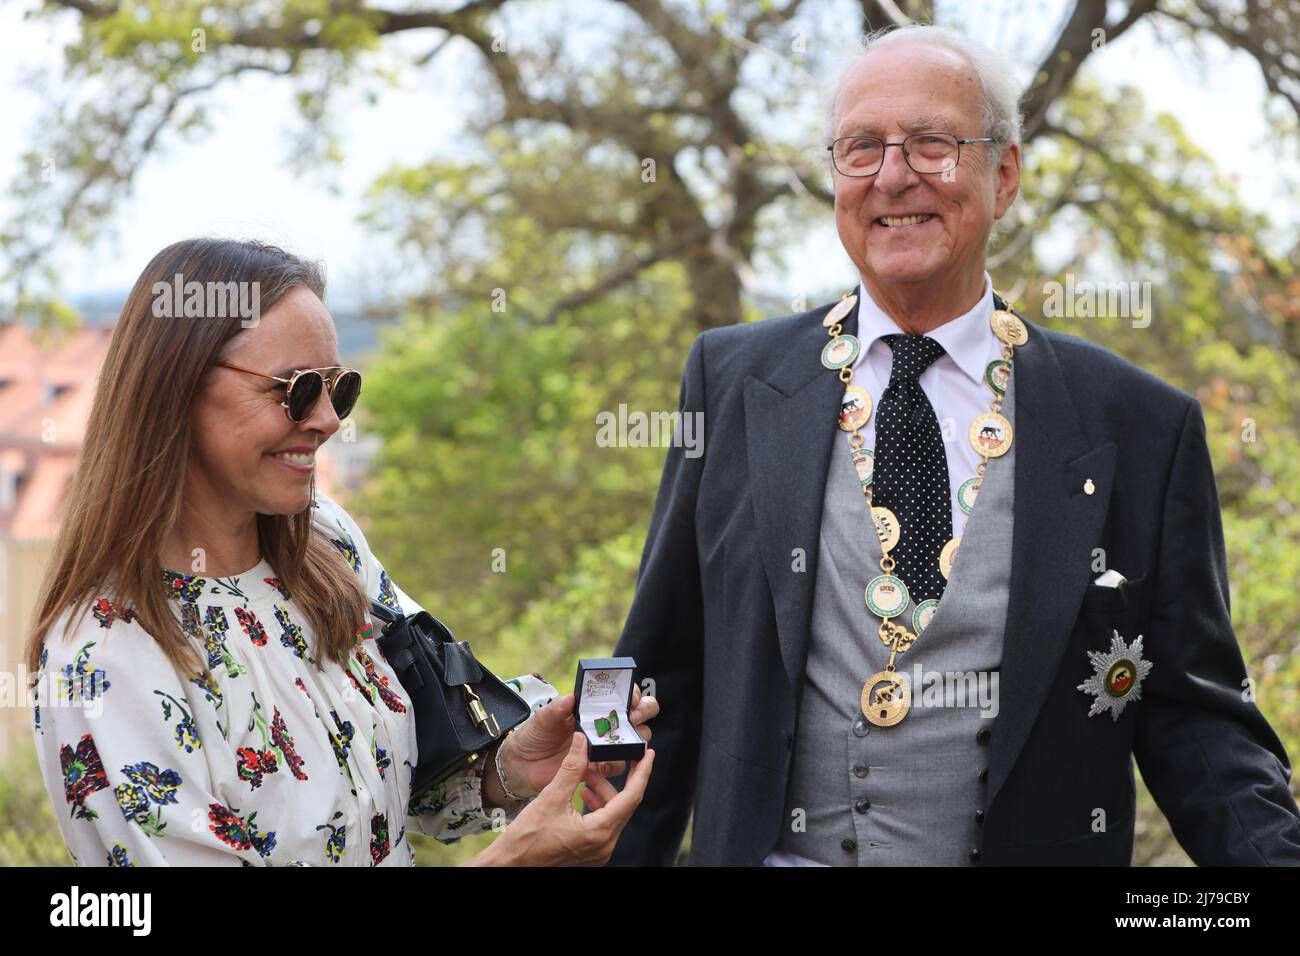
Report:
1077,630,1153,720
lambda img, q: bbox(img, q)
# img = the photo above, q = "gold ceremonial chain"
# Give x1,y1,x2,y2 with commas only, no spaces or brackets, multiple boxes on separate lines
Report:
818,291,1027,726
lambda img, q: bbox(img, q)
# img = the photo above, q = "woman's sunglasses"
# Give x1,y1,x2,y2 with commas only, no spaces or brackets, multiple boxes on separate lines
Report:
217,362,362,423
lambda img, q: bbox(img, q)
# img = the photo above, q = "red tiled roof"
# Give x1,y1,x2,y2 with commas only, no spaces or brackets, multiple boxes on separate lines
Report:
0,323,112,540
9,453,77,539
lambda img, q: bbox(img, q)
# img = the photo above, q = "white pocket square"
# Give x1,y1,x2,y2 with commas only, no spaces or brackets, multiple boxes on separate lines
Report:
1092,569,1127,588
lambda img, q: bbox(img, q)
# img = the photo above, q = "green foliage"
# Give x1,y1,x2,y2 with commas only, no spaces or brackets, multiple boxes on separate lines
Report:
0,740,73,866
354,260,696,651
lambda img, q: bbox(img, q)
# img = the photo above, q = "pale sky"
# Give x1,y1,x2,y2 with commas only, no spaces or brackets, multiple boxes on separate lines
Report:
0,0,1294,301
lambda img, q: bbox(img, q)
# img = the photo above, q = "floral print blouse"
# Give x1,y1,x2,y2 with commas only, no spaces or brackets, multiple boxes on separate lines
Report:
30,493,556,866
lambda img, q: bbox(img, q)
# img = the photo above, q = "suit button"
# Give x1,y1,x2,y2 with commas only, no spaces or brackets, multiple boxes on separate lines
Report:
853,719,869,737
854,764,869,778
969,848,981,863
976,727,991,744
975,810,985,824
841,839,857,853
854,799,871,814
782,730,793,749
978,768,989,783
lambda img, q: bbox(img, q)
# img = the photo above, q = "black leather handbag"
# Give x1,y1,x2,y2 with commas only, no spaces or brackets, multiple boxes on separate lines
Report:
370,600,530,798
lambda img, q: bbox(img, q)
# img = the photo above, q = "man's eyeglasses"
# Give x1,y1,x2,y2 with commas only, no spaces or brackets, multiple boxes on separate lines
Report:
827,132,998,177
218,362,362,423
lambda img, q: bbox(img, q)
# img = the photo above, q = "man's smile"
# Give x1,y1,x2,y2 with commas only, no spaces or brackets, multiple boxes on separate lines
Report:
874,213,939,228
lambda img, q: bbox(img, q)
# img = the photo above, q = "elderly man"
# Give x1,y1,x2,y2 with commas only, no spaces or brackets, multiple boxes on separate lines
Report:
607,24,1300,865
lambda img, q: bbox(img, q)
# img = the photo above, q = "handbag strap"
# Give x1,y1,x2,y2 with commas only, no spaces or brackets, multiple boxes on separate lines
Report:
369,600,399,626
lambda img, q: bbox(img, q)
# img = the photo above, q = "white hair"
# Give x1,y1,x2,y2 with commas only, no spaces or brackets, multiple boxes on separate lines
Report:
824,25,1024,165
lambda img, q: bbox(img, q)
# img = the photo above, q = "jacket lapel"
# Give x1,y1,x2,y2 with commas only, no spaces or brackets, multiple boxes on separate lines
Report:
985,319,1116,806
745,300,857,690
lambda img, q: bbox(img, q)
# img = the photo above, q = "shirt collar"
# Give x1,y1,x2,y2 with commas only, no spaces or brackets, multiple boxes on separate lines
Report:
853,273,996,387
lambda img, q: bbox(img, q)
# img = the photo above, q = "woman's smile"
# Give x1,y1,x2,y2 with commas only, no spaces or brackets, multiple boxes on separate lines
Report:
268,445,317,473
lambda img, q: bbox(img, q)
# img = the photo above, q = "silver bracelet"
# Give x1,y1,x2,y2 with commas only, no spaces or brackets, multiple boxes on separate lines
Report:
493,734,529,802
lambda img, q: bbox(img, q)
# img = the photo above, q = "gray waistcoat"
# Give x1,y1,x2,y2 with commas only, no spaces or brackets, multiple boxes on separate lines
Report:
773,368,1016,865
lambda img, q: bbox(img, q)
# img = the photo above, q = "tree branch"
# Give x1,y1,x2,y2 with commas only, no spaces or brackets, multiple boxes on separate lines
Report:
539,179,790,324
1158,0,1300,121
1022,0,1159,143
1040,120,1240,234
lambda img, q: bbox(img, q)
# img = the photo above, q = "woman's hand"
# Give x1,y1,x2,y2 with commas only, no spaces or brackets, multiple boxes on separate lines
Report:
500,688,659,796
466,732,655,866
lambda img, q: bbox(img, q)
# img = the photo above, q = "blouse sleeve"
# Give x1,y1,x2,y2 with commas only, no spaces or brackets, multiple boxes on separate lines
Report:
32,605,252,866
310,493,560,844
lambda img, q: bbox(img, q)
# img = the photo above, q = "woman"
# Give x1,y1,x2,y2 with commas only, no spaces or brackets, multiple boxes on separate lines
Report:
25,238,656,866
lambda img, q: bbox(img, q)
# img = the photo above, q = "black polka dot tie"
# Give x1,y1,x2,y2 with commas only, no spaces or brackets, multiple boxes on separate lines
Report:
873,334,952,603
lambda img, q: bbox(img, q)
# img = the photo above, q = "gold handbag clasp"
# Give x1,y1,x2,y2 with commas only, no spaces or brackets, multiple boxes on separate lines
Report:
464,685,501,737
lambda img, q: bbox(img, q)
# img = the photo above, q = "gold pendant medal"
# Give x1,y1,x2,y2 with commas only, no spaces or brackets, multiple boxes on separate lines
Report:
861,670,910,727
871,506,900,552
823,293,859,328
839,385,872,431
985,359,1010,396
939,537,960,580
969,411,1013,458
990,310,1028,346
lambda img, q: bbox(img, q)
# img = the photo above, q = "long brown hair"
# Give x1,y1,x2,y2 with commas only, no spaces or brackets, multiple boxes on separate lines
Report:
26,238,367,678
